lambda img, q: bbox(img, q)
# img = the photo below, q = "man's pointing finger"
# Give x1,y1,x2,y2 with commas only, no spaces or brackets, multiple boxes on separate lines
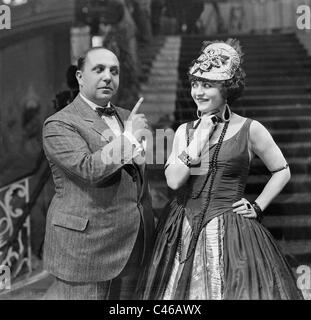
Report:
130,97,144,117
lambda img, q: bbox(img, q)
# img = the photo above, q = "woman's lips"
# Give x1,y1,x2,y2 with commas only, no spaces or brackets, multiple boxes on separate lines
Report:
196,98,210,102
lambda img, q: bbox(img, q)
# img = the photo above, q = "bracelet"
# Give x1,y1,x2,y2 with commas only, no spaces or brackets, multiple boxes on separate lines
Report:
178,151,193,167
252,201,263,222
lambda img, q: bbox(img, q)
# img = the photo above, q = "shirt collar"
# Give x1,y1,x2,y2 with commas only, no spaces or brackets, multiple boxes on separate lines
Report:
79,93,111,111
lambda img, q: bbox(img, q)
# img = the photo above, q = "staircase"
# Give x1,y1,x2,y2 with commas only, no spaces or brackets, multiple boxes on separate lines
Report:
173,33,311,269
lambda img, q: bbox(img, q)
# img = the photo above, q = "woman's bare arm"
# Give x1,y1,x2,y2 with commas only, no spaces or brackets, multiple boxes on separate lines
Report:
249,120,291,211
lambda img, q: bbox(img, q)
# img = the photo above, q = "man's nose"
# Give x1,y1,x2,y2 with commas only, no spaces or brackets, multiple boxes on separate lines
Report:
102,70,112,82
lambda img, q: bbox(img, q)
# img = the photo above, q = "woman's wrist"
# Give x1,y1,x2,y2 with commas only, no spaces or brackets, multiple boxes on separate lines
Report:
252,201,264,222
178,149,200,167
178,151,193,167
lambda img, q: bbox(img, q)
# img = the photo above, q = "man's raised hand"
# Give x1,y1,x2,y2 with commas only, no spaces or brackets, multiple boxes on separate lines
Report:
125,97,148,141
129,97,144,118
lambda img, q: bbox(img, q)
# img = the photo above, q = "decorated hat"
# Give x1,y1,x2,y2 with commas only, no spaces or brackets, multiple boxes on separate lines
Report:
189,42,241,81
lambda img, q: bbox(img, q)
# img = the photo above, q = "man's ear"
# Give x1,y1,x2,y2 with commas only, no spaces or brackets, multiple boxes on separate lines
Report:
76,70,83,86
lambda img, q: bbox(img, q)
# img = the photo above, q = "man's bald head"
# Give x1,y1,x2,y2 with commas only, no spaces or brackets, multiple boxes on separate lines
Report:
77,47,119,72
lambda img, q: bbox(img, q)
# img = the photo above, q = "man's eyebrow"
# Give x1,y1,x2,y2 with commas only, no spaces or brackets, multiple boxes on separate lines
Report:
91,64,119,71
91,64,104,71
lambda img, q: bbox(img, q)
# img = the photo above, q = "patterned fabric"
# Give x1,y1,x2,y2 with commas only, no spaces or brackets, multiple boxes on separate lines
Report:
163,215,225,300
189,42,240,80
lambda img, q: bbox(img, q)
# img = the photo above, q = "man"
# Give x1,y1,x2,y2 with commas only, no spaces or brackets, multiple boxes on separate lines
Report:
42,47,154,299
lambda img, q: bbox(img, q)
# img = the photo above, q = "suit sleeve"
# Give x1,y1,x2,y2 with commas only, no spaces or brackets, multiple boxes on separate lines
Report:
42,119,135,186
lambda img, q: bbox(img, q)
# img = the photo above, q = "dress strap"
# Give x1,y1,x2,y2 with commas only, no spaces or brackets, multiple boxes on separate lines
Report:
236,118,253,148
244,118,253,133
238,118,253,163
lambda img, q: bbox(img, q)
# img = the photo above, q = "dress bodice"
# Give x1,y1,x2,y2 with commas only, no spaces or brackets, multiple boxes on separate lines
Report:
179,118,253,226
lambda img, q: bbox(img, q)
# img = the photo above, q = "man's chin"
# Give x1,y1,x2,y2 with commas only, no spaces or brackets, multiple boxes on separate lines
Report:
97,93,114,101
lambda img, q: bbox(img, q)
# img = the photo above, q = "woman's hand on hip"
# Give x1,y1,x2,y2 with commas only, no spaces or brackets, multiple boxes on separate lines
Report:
232,198,257,219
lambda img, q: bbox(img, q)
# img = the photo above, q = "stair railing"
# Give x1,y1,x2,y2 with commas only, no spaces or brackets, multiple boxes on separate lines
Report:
0,149,50,286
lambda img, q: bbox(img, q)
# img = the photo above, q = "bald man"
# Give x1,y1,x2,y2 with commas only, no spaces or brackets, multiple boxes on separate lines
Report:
42,48,154,300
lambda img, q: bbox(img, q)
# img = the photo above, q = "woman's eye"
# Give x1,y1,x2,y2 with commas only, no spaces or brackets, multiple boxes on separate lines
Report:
203,83,211,88
191,82,198,88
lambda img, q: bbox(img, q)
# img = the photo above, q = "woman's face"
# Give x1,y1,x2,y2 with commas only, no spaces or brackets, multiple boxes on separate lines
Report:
191,80,226,115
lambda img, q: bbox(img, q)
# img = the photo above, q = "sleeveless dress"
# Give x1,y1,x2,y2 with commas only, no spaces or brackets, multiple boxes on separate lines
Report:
138,118,303,300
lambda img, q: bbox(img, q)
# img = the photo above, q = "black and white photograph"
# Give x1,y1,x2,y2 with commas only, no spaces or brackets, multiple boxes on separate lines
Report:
0,0,311,306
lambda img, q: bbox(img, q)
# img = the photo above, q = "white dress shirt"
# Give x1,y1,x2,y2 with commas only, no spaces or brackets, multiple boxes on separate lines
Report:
79,93,142,149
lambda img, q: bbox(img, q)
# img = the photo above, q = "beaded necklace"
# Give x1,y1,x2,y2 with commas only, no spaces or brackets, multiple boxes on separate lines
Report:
177,119,229,264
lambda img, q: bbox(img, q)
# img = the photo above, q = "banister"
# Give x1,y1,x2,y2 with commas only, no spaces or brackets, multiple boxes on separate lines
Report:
0,150,46,190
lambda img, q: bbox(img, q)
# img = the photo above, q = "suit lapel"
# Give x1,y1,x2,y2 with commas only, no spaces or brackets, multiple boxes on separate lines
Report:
73,95,116,143
92,119,115,143
73,95,146,197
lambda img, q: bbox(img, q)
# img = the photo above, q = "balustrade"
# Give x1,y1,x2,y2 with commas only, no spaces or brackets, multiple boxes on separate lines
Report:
0,176,32,289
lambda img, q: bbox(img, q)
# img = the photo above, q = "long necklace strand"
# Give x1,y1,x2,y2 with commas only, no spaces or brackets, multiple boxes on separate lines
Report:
177,121,229,264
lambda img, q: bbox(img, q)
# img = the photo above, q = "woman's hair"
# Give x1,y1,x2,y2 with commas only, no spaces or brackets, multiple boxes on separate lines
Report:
188,38,246,105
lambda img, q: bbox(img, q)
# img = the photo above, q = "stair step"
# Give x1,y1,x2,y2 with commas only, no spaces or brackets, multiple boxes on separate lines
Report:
264,215,311,228
179,68,311,77
250,157,311,175
144,86,311,96
177,95,311,106
234,105,311,117
245,174,311,194
179,60,311,68
179,44,306,52
278,240,311,259
181,38,300,46
261,129,308,143
142,57,311,67
181,77,311,87
177,99,311,108
265,225,311,242
179,56,310,64
237,96,311,107
181,50,308,57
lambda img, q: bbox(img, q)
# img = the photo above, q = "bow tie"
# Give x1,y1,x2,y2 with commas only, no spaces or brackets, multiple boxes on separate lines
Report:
95,106,116,117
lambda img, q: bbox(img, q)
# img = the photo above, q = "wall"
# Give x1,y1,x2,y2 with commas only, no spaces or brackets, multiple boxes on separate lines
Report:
0,0,74,186
0,1,75,259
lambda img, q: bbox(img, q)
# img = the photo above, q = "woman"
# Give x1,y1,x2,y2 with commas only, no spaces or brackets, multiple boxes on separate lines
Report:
138,39,303,300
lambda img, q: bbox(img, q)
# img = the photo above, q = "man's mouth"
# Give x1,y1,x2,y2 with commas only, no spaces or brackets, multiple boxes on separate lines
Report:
98,87,113,91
